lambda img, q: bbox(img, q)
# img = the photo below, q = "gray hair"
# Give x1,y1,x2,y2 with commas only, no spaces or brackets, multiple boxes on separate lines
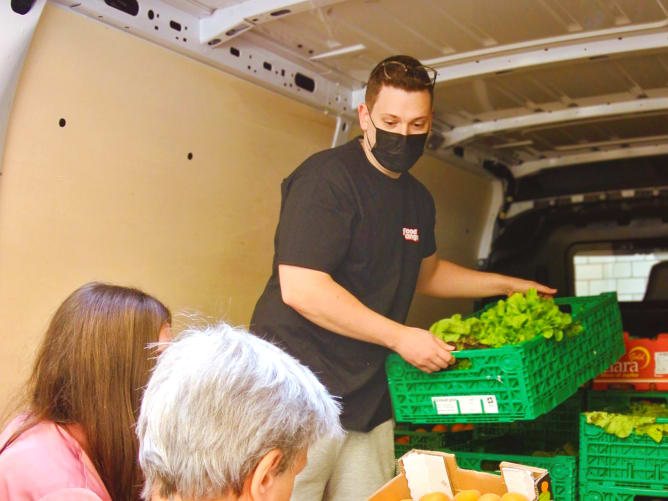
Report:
136,323,342,500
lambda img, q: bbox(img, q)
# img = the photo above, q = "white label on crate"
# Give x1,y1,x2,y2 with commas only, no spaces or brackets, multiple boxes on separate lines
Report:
458,396,483,414
432,397,459,414
403,452,454,500
501,467,538,501
655,352,668,376
431,395,498,415
482,395,499,413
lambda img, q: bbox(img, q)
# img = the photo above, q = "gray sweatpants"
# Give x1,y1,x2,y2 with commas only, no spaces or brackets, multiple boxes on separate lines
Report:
290,419,395,501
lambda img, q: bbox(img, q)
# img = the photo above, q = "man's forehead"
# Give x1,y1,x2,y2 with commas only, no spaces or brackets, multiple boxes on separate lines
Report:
372,85,432,115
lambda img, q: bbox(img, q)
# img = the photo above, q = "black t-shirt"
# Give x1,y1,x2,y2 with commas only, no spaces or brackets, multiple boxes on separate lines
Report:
250,137,436,431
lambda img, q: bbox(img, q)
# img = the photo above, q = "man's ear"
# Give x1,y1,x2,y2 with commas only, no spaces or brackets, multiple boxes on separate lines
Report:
358,103,369,132
248,448,283,501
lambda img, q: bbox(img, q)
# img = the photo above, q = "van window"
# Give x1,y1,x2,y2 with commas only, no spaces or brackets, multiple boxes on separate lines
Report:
574,251,668,301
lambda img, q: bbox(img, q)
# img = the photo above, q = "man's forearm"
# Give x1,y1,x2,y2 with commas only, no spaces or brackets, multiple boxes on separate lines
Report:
279,264,456,372
416,257,507,298
416,256,557,298
279,265,405,350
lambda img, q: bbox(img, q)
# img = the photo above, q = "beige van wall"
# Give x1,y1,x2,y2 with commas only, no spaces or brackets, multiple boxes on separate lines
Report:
0,4,492,406
408,160,493,327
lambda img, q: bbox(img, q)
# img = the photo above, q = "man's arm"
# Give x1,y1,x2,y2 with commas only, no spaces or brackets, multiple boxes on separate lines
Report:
416,253,557,298
279,264,455,373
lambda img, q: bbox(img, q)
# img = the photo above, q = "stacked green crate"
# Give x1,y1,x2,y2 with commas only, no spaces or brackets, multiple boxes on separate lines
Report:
443,438,578,501
587,390,668,412
439,392,582,501
393,428,443,458
386,293,624,424
581,391,668,500
579,483,668,500
393,424,472,459
473,389,583,444
386,293,624,501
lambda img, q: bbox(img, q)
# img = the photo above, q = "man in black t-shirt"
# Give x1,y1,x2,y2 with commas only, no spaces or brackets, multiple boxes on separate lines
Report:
251,55,556,501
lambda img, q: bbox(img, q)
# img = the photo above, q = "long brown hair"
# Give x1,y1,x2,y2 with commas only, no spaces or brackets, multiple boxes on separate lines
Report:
1,282,170,500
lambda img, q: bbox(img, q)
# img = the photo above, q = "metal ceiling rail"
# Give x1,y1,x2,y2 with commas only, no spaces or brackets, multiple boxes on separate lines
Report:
442,97,668,148
51,0,358,120
554,133,668,151
503,185,668,220
200,0,346,46
512,143,668,178
425,17,668,83
429,30,668,83
41,1,668,179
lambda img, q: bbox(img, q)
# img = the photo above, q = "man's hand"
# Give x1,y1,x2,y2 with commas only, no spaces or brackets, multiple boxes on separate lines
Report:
501,277,557,298
393,327,455,373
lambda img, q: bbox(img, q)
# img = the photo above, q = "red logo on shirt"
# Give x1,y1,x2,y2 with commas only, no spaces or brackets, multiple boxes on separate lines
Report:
402,227,419,242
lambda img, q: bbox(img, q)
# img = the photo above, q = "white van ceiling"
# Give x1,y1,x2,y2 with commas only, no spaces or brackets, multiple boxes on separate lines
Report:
50,0,668,177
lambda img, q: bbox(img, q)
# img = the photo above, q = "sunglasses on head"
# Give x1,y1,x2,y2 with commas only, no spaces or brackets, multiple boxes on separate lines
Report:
377,61,438,87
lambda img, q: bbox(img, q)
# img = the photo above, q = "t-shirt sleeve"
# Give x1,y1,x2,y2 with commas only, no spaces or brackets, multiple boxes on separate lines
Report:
422,189,437,257
276,173,354,274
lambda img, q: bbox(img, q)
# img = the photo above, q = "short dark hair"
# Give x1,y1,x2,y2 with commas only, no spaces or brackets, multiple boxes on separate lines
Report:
365,55,435,111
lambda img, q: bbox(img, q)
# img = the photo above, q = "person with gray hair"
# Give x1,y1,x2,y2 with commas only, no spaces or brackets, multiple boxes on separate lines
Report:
136,322,342,501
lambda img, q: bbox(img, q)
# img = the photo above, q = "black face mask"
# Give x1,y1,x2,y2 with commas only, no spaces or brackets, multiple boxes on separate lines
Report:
367,116,428,173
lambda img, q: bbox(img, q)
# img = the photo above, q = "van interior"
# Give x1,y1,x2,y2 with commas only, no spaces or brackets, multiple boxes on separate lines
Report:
2,0,667,404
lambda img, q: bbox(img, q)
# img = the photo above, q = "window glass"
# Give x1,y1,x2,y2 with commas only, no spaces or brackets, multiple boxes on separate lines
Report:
573,251,668,301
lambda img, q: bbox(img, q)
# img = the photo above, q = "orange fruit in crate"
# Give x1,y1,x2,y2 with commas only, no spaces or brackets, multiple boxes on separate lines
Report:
415,427,428,432
500,493,529,501
431,424,448,432
419,492,452,501
395,435,410,444
454,489,480,500
478,494,501,501
450,423,466,432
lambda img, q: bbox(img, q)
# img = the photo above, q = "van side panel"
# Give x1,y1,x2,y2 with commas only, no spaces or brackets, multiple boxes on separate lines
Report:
0,4,493,408
0,4,336,407
409,157,494,326
0,0,46,174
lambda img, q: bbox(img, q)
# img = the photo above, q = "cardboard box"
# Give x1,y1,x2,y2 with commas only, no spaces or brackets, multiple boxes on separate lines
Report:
368,450,552,501
594,332,668,390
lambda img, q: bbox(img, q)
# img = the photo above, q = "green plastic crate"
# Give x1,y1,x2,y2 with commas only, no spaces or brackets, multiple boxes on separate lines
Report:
580,481,668,500
393,429,444,458
440,448,577,501
393,426,473,458
587,390,668,412
474,389,584,446
386,293,624,423
579,413,668,491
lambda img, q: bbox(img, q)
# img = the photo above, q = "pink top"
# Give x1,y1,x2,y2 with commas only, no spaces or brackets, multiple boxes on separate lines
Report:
0,417,112,501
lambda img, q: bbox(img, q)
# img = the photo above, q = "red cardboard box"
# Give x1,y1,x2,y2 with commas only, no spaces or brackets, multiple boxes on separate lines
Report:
594,332,668,390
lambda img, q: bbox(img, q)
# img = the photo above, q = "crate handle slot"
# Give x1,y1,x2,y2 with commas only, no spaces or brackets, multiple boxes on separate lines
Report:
451,351,474,371
479,459,502,473
558,303,573,314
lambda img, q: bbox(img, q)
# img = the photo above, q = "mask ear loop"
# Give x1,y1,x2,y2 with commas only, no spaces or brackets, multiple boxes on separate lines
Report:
365,113,378,151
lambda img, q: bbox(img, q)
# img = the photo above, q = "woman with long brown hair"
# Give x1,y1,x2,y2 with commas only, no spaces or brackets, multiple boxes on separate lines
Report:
0,282,171,500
